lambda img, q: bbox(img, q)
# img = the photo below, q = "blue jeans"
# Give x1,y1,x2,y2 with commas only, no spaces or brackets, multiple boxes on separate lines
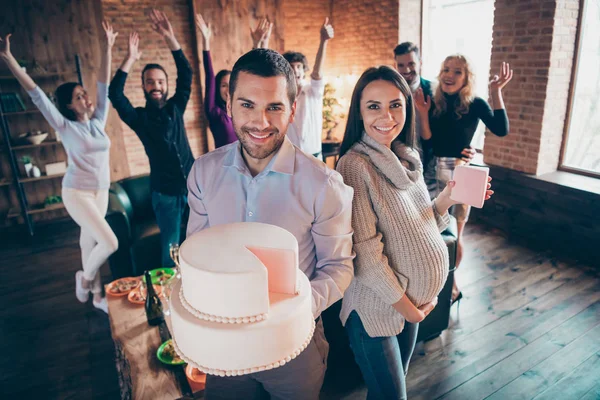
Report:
151,191,187,268
345,311,419,400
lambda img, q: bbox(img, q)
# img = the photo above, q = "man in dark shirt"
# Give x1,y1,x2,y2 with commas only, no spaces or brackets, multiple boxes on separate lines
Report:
109,9,193,268
393,42,475,198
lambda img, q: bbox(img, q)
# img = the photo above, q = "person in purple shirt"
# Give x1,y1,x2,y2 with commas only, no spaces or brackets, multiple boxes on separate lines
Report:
195,13,273,149
0,22,119,313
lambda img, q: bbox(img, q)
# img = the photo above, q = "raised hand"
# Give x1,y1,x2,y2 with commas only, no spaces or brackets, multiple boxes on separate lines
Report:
195,13,211,42
149,9,175,39
102,20,119,48
418,297,438,317
0,33,12,59
262,21,273,48
0,33,36,90
251,18,272,48
442,176,494,205
490,61,513,91
460,146,476,164
413,87,431,115
127,32,142,61
320,17,334,42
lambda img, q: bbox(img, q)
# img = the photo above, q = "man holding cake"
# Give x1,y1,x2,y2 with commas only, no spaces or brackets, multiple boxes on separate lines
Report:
185,47,354,399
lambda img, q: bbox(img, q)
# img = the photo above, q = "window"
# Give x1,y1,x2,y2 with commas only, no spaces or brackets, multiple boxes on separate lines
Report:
562,0,600,177
421,0,495,150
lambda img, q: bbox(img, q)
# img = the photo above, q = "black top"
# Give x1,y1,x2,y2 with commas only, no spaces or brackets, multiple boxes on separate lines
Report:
426,93,509,158
417,78,434,168
108,50,194,196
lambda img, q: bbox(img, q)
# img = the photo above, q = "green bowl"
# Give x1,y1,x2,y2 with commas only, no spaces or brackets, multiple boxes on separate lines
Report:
149,268,176,285
156,339,186,366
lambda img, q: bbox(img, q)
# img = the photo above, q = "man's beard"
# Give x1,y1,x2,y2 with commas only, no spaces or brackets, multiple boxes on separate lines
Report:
400,72,420,93
144,89,168,108
409,77,420,93
234,124,285,161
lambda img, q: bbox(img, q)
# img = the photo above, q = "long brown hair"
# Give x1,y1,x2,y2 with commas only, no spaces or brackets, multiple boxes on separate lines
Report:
215,69,231,110
55,82,80,121
339,66,416,158
432,54,475,119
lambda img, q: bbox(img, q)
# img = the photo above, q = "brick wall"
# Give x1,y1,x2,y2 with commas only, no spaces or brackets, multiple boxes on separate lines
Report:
282,0,331,68
329,0,399,77
484,0,579,175
99,0,582,178
281,0,402,142
102,0,206,176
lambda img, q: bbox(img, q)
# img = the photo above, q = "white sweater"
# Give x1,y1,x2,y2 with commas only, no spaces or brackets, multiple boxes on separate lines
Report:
336,133,450,337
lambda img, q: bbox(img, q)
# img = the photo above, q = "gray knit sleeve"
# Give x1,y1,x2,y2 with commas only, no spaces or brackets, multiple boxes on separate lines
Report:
336,155,407,305
432,199,451,233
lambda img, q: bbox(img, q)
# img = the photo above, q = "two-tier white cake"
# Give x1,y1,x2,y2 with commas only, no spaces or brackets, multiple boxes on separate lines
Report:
170,222,315,376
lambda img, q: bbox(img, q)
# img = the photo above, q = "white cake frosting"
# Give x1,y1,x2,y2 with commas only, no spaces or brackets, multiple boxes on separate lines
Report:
170,276,314,375
178,222,300,320
170,222,315,375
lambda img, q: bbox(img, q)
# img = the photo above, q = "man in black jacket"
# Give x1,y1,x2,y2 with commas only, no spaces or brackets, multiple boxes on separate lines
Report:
109,9,193,268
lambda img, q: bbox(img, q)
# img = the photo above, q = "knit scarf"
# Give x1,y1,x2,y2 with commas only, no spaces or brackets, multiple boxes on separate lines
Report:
350,132,423,190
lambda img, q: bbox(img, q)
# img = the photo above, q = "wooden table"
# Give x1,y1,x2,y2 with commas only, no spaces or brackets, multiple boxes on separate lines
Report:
106,285,205,400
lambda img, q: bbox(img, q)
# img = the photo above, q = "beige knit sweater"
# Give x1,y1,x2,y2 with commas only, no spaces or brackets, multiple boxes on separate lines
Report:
336,133,450,337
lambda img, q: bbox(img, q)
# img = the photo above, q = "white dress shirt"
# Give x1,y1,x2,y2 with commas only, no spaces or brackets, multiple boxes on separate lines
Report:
287,79,326,156
186,136,355,318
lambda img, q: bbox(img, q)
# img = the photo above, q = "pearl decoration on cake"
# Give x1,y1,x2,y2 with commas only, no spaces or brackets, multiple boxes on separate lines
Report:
179,286,268,324
171,319,316,377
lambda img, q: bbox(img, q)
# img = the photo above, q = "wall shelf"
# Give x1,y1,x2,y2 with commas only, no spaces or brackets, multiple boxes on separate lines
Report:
12,141,63,150
27,203,65,215
8,203,66,218
0,54,81,236
19,173,65,183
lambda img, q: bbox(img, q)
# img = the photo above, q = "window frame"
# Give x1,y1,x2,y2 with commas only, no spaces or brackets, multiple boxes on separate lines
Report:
559,0,600,179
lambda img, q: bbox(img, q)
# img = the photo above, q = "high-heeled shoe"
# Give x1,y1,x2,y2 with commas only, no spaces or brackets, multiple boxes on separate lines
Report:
451,291,463,307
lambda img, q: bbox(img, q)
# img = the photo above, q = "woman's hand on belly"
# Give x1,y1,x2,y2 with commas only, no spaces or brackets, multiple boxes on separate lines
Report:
393,294,428,324
418,297,438,319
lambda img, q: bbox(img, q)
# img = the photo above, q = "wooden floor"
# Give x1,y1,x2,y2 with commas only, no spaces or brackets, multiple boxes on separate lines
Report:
0,220,598,399
0,221,120,400
406,224,600,400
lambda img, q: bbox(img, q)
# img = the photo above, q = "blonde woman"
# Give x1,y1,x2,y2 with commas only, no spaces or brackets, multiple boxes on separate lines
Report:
414,55,512,303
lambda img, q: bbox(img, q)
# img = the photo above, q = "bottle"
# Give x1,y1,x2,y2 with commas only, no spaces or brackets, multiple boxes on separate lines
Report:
144,271,164,326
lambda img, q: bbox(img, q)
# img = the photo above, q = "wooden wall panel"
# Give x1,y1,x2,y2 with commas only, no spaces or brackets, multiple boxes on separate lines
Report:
193,0,285,71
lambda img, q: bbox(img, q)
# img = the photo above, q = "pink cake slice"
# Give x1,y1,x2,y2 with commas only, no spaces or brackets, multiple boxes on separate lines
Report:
177,222,300,321
246,246,298,295
449,165,490,208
